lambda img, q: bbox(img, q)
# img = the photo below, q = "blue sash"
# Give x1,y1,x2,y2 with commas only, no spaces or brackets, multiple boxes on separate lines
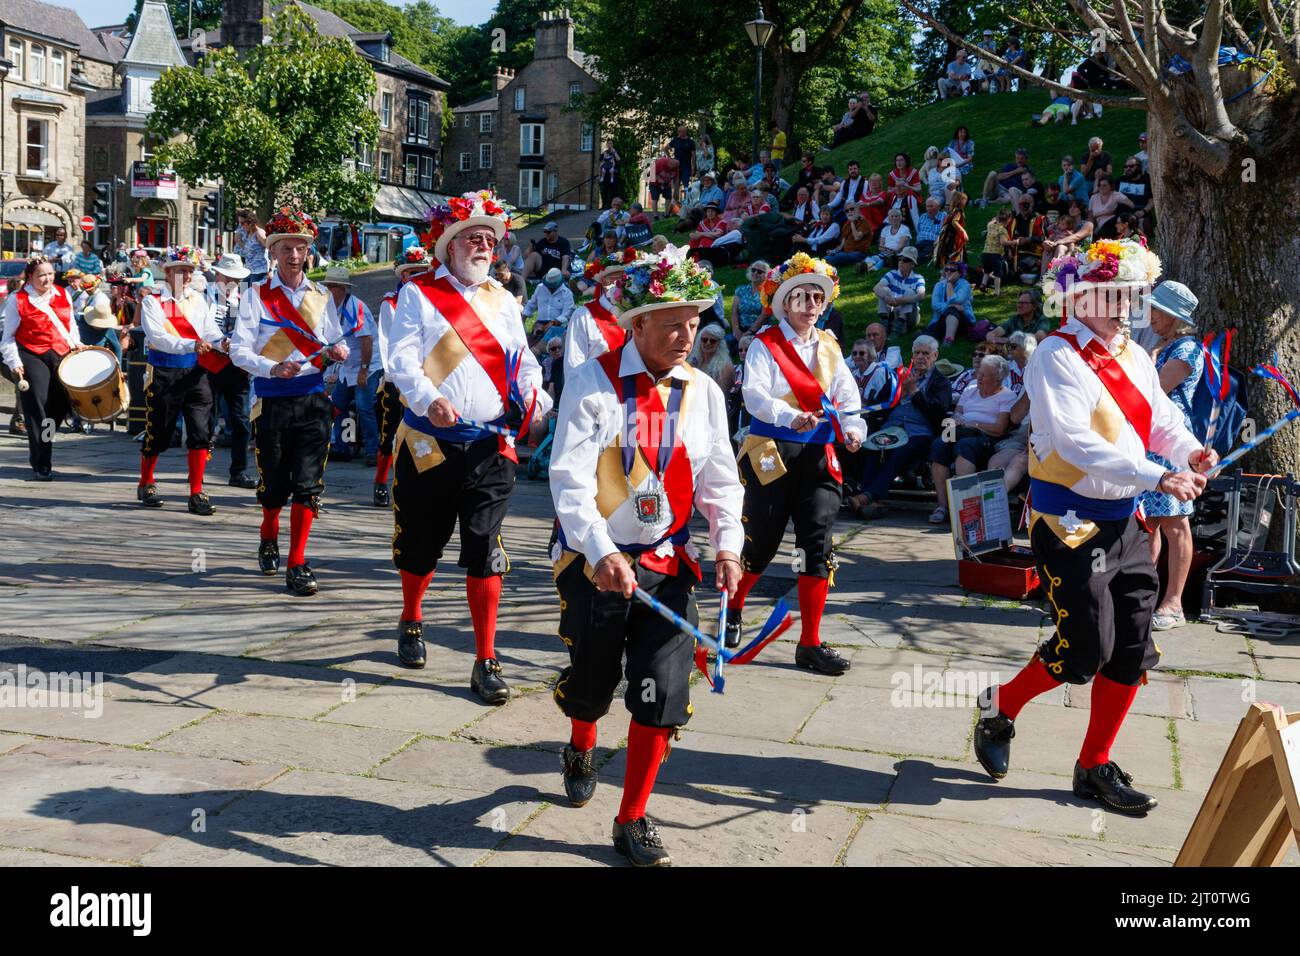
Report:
1030,479,1135,521
402,406,504,445
555,520,690,559
749,416,834,445
254,372,325,398
148,349,197,370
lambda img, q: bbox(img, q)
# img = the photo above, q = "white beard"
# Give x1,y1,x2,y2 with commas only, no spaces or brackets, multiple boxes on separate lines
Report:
451,250,491,286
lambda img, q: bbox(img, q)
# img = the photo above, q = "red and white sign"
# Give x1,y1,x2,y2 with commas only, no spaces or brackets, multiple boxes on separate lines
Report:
80,216,96,233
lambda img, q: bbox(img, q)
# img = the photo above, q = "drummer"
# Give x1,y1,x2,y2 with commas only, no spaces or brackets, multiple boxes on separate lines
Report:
1,257,83,480
137,246,225,515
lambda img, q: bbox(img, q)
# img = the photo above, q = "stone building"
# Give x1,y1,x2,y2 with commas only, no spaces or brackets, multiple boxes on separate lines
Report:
442,9,601,212
0,0,119,257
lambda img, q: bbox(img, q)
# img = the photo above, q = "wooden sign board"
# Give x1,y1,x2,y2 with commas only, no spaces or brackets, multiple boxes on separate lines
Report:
1176,702,1300,866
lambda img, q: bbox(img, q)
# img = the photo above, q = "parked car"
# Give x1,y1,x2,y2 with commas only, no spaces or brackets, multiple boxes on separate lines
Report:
0,259,30,307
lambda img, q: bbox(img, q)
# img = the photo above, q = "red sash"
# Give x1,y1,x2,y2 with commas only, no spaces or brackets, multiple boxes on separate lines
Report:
586,299,626,353
15,288,73,357
163,298,229,372
757,325,842,481
597,347,698,578
259,283,326,370
1049,330,1152,448
415,274,521,461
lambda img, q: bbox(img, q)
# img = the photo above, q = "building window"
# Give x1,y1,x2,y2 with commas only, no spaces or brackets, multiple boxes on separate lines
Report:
479,143,493,169
406,97,430,145
379,150,391,181
514,87,525,111
405,155,418,187
547,171,558,201
356,143,374,175
191,201,211,252
50,50,64,90
7,40,21,82
381,92,392,129
141,134,158,162
519,169,543,208
459,152,471,172
29,45,45,85
580,123,594,152
131,76,157,113
419,156,434,190
569,82,582,107
520,123,544,157
480,113,494,134
25,118,49,176
462,115,470,127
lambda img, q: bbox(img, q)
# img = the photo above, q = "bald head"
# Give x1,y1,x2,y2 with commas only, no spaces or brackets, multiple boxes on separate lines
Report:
866,322,887,352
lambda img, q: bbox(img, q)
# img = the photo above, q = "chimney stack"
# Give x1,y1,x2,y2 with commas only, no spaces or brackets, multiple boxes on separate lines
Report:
534,7,574,61
492,66,515,92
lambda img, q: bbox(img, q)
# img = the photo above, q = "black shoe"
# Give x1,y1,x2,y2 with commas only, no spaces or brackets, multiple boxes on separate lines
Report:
258,538,280,576
561,744,598,807
187,492,215,516
397,620,426,668
612,816,671,867
471,657,511,705
229,472,258,489
137,483,163,507
974,694,1016,781
32,468,52,482
723,609,742,650
373,483,390,507
795,643,850,676
1073,761,1158,815
285,563,318,597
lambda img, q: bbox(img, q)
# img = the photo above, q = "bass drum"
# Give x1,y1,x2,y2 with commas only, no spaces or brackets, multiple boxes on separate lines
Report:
58,346,130,423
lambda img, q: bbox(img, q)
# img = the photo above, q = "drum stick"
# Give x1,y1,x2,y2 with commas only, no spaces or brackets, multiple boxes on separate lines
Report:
17,378,30,392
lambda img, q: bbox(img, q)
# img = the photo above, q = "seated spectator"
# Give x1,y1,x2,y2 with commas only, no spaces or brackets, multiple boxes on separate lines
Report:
846,335,950,519
1135,132,1149,173
861,206,912,273
929,353,1015,524
788,187,821,232
927,155,961,204
543,337,565,402
791,205,840,255
730,260,770,342
494,258,526,306
722,181,764,230
1117,155,1153,229
978,208,1011,295
947,126,976,175
1036,180,1070,216
995,37,1027,92
1088,175,1134,239
949,341,988,403
888,152,923,221
1002,330,1036,394
745,149,773,184
1113,211,1145,243
1058,156,1089,204
595,196,629,240
1039,209,1076,274
828,159,868,215
817,303,844,340
689,323,735,392
1037,93,1073,124
1080,136,1112,195
925,260,977,345
623,202,655,246
972,30,999,93
689,203,730,251
939,49,974,98
912,196,946,263
848,338,880,396
497,233,526,274
813,166,842,209
785,152,823,205
1070,94,1104,124
826,201,874,268
986,289,1051,345
1003,194,1046,280
684,173,725,227
524,268,575,347
524,222,572,280
830,95,875,148
874,246,926,336
756,163,791,199
987,392,1031,498
979,148,1033,208
859,173,889,234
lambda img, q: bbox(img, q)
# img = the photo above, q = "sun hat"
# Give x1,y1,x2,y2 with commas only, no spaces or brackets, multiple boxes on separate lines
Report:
421,189,512,264
264,207,318,249
212,252,250,280
608,243,720,329
759,252,840,320
394,245,432,278
161,245,202,270
322,265,352,287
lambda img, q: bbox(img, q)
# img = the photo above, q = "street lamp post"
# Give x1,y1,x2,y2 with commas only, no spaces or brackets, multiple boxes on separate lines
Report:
744,4,775,166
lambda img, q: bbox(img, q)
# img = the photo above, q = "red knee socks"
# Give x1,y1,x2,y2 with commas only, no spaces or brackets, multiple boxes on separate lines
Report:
466,575,501,661
570,718,598,752
260,507,280,541
288,503,314,567
139,454,157,486
617,719,671,824
187,448,207,495
994,658,1061,719
730,570,761,611
1078,674,1139,769
797,575,829,647
374,452,392,485
401,570,433,622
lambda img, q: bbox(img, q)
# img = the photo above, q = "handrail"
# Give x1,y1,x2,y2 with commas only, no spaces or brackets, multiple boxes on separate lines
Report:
517,173,599,219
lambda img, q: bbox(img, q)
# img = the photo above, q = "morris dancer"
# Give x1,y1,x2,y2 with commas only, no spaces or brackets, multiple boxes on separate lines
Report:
563,246,635,371
549,245,743,866
230,208,347,596
1,257,82,480
322,266,378,464
137,246,223,514
372,247,432,507
386,191,551,703
206,253,258,489
975,238,1216,814
726,254,865,675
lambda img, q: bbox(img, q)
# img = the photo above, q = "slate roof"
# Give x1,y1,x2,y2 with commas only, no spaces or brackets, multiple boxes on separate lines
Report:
0,0,122,64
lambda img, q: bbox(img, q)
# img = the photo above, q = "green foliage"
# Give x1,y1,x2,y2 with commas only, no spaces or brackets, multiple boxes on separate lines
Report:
146,5,380,221
310,0,464,81
125,0,222,36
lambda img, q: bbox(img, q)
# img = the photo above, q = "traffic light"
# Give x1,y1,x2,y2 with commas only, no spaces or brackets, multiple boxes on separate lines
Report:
93,181,113,224
202,191,220,230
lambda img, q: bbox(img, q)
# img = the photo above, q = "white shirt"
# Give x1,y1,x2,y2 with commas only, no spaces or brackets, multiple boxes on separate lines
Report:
550,339,744,568
879,223,912,253
1,283,83,371
207,284,241,337
334,293,380,383
956,382,1017,426
230,272,344,381
141,286,222,356
564,292,622,372
829,176,865,210
387,263,552,421
377,291,398,373
1026,318,1201,498
523,282,575,328
742,320,866,441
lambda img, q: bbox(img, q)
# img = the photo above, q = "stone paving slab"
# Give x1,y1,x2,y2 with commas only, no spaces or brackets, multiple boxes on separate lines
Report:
458,688,594,752
1186,675,1300,724
0,696,206,746
795,683,973,760
0,846,126,866
683,670,831,743
151,712,414,775
0,739,283,861
1173,720,1238,794
323,679,504,737
373,738,580,798
1150,625,1255,676
0,733,35,755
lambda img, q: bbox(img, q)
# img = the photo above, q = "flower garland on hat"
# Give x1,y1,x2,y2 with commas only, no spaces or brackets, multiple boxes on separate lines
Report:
162,245,202,268
265,207,318,242
396,245,432,269
609,243,719,317
420,189,512,260
582,246,638,281
758,252,840,317
1042,236,1161,294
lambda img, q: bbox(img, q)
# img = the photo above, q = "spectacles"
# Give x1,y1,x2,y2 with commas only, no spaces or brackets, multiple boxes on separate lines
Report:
851,350,868,356
461,233,498,248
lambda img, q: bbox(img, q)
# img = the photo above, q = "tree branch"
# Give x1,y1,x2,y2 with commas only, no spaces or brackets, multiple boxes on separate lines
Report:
1259,0,1300,80
1109,0,1163,89
1192,0,1243,143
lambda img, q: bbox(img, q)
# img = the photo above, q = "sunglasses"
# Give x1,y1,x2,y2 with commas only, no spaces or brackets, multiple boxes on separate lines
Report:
851,350,868,356
944,267,959,273
461,234,498,248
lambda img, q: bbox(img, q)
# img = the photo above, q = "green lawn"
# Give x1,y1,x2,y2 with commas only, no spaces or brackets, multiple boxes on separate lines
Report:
658,90,1148,369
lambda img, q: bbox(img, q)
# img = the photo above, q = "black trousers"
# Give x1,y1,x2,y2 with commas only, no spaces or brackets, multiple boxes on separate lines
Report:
142,364,214,458
253,392,331,511
553,557,696,728
739,440,842,578
377,381,401,457
15,347,70,473
1032,514,1160,686
391,435,516,577
207,362,251,476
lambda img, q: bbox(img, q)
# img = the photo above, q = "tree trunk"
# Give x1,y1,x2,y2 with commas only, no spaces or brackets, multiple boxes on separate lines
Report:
770,57,800,161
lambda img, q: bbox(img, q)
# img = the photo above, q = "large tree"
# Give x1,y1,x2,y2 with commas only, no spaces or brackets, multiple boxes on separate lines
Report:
310,0,465,80
125,0,223,36
145,5,380,220
904,0,1300,477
